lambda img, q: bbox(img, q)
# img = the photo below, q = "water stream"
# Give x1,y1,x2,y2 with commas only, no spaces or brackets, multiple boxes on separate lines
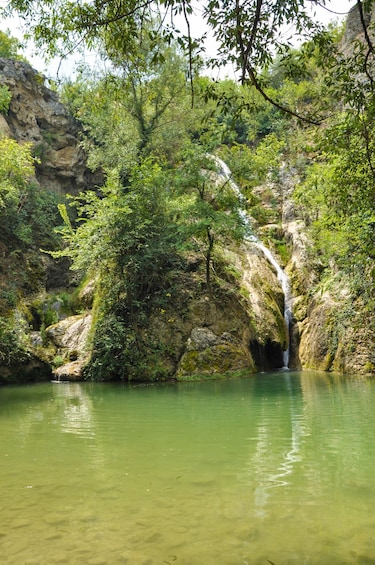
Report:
212,155,293,368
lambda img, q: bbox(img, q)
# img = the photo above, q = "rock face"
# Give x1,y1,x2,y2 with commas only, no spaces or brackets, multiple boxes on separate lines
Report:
281,166,374,377
0,59,103,382
0,355,52,384
281,6,375,377
0,58,102,194
34,242,288,382
46,313,92,380
343,3,374,45
127,246,288,380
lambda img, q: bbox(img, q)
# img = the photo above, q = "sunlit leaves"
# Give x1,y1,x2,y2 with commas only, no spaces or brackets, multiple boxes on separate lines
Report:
0,86,11,114
0,136,35,209
0,29,24,58
294,106,375,299
172,142,245,285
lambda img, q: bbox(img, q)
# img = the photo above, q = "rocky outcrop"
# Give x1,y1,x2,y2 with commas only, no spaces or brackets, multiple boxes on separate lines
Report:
46,313,92,352
44,243,289,382
0,355,52,384
123,246,287,380
296,288,375,376
0,58,102,194
46,313,92,380
281,164,374,377
176,326,253,379
0,59,104,383
343,3,375,45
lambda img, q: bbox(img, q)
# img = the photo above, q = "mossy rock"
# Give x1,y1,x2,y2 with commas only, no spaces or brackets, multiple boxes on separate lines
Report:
0,356,52,384
176,343,254,378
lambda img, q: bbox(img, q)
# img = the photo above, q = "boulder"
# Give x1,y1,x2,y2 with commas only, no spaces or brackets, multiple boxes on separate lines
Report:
54,360,86,382
46,313,92,380
46,313,92,353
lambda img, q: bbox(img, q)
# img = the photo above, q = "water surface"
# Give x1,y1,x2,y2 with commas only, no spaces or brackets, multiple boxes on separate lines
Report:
0,371,374,564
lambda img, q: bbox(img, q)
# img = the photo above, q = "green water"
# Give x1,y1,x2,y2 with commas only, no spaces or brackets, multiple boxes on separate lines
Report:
0,371,374,565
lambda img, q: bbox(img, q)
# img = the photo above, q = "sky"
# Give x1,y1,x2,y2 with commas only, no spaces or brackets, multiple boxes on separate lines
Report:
0,0,354,81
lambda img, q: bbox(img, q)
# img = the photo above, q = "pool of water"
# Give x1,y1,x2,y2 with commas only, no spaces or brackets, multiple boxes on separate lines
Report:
0,371,374,564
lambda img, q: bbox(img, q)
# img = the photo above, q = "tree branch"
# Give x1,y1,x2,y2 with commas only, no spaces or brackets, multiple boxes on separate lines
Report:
357,0,375,89
246,66,322,125
81,0,153,30
241,0,263,83
182,0,195,108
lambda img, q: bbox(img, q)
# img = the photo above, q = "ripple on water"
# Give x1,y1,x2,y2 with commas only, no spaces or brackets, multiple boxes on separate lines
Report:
1,375,375,564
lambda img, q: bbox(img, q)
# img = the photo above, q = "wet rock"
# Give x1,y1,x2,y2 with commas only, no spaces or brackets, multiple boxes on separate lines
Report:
0,356,52,384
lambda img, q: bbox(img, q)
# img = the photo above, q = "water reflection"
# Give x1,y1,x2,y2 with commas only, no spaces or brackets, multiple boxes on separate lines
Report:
51,382,95,437
1,372,375,564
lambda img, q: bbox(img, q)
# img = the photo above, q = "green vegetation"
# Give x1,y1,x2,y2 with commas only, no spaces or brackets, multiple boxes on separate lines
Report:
0,316,29,366
0,28,24,59
0,2,374,379
0,85,11,113
0,137,34,208
0,133,68,366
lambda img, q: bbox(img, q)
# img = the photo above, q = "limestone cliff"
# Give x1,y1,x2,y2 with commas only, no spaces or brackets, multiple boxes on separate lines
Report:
0,40,372,383
43,242,289,382
0,58,293,382
0,58,102,194
281,168,374,377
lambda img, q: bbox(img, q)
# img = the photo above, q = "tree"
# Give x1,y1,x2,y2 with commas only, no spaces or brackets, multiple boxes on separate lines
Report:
0,29,24,58
53,160,183,380
0,136,62,248
0,136,34,211
173,142,245,288
60,31,205,176
98,30,197,157
2,1,349,118
295,108,375,302
61,71,141,174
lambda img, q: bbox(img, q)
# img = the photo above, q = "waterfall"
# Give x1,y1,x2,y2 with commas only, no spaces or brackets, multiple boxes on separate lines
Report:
212,155,292,369
253,241,292,369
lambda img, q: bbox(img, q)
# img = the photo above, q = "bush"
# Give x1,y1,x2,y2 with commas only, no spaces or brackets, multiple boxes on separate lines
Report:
0,86,11,114
0,317,29,365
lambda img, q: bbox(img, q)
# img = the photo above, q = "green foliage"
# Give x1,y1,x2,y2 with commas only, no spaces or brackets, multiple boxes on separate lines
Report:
295,102,375,303
221,133,285,185
54,162,179,281
0,136,35,209
1,177,64,250
60,33,205,174
51,160,185,380
84,314,169,382
61,72,140,174
0,137,58,250
0,29,24,59
4,0,334,125
0,86,11,114
172,142,245,287
0,316,29,365
29,291,78,337
52,355,64,368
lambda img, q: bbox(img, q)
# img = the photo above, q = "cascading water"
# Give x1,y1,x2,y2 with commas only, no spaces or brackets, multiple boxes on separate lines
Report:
212,155,293,369
254,241,292,369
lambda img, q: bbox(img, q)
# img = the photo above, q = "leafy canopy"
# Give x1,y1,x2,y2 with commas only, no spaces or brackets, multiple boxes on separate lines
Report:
2,0,341,121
